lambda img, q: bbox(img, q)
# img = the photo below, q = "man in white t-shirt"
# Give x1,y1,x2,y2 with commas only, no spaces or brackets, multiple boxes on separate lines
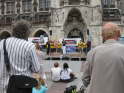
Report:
51,62,61,81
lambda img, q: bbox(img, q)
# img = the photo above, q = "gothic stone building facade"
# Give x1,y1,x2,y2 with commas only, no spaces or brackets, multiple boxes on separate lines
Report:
0,0,124,47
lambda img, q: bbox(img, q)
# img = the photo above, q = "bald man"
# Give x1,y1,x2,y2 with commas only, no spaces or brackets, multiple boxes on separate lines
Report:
81,22,124,93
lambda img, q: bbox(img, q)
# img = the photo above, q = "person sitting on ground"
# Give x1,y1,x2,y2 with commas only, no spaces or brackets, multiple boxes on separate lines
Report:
60,63,76,82
32,73,48,93
51,62,62,82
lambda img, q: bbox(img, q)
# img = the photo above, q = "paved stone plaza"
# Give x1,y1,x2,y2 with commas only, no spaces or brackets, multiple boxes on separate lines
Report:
42,60,85,92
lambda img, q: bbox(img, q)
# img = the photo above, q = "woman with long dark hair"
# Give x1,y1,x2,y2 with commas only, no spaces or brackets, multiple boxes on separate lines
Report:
60,63,76,82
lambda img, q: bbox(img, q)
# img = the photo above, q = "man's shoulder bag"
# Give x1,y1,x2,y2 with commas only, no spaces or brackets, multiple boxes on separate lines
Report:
3,39,38,93
64,85,77,93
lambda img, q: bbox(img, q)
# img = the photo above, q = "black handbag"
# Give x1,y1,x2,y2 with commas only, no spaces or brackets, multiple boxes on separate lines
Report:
3,39,38,93
64,85,77,93
7,75,38,93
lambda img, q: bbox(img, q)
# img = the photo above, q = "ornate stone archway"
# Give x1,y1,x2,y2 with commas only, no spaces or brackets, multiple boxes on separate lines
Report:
67,28,84,40
64,8,87,41
32,30,48,37
0,31,11,40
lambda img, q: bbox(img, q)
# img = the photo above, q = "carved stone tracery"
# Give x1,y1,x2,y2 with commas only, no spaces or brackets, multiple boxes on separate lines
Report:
64,8,87,40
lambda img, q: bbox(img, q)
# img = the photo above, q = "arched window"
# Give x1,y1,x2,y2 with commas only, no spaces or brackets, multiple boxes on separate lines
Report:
69,0,80,5
64,8,85,40
67,8,83,23
0,31,11,40
34,30,48,37
68,28,83,38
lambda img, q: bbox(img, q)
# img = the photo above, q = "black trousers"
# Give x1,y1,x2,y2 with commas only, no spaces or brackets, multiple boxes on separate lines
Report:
7,87,32,93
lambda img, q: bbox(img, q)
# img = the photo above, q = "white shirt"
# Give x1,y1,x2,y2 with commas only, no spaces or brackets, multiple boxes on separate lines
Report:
51,67,61,81
0,37,40,93
60,68,72,80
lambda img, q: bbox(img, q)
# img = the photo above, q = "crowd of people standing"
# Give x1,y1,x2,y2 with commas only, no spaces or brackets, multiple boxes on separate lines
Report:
0,20,76,93
1,19,124,93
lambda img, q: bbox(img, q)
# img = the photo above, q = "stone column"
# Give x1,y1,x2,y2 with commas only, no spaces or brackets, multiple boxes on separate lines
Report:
1,1,5,15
